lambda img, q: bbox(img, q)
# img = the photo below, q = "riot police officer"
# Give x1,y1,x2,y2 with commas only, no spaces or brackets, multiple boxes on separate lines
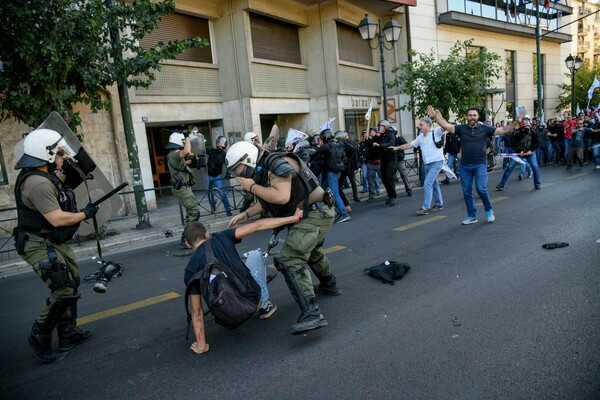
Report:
225,141,340,335
14,129,98,363
166,131,201,247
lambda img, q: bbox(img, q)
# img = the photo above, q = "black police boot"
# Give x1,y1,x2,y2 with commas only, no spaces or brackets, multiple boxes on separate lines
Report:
27,322,56,364
291,297,329,335
57,323,93,352
315,274,342,296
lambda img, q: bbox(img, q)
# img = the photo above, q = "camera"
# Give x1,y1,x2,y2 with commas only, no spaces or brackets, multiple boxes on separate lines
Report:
91,260,124,293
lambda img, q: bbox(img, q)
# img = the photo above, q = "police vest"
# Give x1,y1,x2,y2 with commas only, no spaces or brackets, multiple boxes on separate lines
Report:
255,153,320,217
15,169,79,244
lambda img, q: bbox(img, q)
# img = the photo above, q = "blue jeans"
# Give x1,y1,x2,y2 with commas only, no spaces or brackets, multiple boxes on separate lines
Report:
498,152,541,187
563,138,570,163
244,250,270,309
366,163,381,198
446,153,459,179
323,171,347,216
458,163,492,219
594,144,600,167
207,175,231,212
423,160,444,209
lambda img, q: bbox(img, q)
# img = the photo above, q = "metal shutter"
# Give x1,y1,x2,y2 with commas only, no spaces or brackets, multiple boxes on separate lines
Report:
337,22,373,66
250,13,301,65
139,13,212,63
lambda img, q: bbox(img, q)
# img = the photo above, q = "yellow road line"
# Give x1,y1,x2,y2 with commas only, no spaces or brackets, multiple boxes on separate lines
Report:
393,215,446,232
266,245,347,269
77,292,180,326
323,245,346,254
566,173,585,179
476,196,509,207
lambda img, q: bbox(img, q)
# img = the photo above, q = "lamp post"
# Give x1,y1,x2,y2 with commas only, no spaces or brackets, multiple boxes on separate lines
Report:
564,54,583,116
358,14,401,120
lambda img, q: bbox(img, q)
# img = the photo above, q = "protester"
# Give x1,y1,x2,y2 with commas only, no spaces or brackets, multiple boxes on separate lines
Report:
373,120,399,205
184,212,301,355
391,117,444,215
206,136,233,216
495,115,541,190
428,106,522,224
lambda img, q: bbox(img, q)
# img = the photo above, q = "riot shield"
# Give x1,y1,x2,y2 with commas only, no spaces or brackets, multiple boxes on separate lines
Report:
262,125,280,152
16,112,124,236
190,132,208,191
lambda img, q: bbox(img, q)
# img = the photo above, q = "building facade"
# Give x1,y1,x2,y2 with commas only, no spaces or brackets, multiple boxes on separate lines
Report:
0,0,576,220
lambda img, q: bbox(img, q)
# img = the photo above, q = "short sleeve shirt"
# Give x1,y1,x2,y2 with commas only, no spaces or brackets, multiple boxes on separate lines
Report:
410,127,445,164
184,229,249,295
455,123,496,165
21,174,60,214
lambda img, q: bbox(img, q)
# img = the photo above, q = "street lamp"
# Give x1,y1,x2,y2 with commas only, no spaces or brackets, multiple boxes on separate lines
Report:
564,54,583,116
358,14,401,120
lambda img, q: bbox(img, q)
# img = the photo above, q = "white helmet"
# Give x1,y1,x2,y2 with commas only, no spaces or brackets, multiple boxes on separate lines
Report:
15,129,65,169
244,132,258,143
225,141,260,172
165,132,185,149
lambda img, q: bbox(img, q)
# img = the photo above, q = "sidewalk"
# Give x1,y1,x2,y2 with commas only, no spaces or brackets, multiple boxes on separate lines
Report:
0,195,236,276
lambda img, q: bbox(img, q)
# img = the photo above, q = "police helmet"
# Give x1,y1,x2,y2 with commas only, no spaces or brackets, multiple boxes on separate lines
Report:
378,119,390,130
320,129,334,142
244,132,259,143
216,136,228,148
15,129,66,169
334,130,347,141
225,141,260,172
165,132,185,150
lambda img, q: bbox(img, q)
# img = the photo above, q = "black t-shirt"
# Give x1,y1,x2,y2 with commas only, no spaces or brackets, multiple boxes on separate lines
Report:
455,123,496,165
184,229,256,295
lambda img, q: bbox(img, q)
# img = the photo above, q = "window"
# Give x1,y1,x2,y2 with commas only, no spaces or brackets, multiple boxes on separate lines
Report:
445,0,561,31
337,22,373,66
139,13,212,63
0,144,8,185
250,13,301,64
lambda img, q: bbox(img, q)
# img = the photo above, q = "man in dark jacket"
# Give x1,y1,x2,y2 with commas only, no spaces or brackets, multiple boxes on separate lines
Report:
373,120,398,205
496,115,541,190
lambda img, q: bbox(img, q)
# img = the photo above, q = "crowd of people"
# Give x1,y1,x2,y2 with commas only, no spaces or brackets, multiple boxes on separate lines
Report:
14,105,600,362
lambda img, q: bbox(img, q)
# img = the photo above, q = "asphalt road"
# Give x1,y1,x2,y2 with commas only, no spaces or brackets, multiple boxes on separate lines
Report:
1,165,599,400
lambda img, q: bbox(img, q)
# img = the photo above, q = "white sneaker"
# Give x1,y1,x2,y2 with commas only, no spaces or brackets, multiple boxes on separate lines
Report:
462,217,478,225
486,210,495,223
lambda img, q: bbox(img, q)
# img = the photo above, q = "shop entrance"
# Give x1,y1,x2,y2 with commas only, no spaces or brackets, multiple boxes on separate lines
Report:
145,120,223,193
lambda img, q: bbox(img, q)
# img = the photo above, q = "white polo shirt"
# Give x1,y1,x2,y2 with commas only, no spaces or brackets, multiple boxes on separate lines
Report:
411,127,445,164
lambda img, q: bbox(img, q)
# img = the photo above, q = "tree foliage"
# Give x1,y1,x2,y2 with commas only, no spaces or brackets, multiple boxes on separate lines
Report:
555,63,600,114
389,39,503,122
0,0,207,132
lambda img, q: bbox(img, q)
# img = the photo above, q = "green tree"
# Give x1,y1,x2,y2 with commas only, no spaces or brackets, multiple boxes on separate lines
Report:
0,0,206,132
555,63,600,114
389,39,503,121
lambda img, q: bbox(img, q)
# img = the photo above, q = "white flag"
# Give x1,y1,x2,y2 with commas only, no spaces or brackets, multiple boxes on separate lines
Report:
576,104,581,115
588,75,600,100
441,163,457,180
285,128,308,148
318,117,335,133
365,102,373,121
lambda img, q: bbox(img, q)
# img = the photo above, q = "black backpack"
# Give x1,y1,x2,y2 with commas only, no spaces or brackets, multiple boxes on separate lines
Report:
327,141,347,172
364,261,411,285
185,240,259,335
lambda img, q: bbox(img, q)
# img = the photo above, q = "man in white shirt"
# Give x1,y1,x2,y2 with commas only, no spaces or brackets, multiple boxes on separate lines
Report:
391,117,445,215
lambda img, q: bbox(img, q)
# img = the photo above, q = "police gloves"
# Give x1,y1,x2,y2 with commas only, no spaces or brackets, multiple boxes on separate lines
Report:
81,202,99,220
183,131,190,138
